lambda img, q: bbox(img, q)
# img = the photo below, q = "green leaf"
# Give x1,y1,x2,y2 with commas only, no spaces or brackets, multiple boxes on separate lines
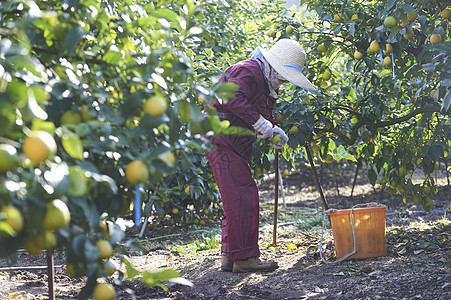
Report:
367,167,377,186
214,82,239,103
141,270,157,286
62,134,84,160
103,48,122,64
153,269,180,281
441,90,451,112
151,73,168,90
63,26,85,54
346,87,356,101
0,223,15,236
328,139,336,151
84,239,100,262
123,257,140,279
342,154,357,162
154,9,180,22
186,0,196,16
400,4,415,13
177,100,191,123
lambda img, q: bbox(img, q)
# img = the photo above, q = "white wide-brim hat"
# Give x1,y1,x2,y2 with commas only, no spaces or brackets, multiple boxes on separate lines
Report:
254,39,315,91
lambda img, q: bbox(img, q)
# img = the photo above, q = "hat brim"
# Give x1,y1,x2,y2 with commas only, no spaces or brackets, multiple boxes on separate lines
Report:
260,49,316,91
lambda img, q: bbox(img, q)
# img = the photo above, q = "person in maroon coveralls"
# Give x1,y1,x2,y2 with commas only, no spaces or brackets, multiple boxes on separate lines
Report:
206,39,316,273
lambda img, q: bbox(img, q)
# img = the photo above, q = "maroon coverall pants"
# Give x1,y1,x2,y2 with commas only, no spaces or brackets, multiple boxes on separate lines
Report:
206,58,276,261
206,140,260,261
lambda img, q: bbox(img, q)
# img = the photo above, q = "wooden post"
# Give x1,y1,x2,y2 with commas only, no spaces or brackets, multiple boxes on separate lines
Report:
46,251,55,300
445,159,450,187
305,144,329,211
273,150,279,245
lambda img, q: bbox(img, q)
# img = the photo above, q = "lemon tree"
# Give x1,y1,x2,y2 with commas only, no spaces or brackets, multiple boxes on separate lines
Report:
0,0,238,297
273,0,451,210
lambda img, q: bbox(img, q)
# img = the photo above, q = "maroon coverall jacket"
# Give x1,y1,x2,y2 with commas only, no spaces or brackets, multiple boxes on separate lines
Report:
206,59,277,261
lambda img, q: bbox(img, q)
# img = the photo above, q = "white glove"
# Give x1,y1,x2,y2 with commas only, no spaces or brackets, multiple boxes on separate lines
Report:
252,115,273,139
270,126,289,149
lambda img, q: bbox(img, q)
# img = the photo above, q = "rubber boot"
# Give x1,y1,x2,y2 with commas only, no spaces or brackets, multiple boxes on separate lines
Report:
221,252,234,272
232,257,279,273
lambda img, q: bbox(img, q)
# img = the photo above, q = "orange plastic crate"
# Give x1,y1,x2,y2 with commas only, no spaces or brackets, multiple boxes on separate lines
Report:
327,206,387,260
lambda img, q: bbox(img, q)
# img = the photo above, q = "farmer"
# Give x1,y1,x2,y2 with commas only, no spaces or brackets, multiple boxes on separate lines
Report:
205,39,315,273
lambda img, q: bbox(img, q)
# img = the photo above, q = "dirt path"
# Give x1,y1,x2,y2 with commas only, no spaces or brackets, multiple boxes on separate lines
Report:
1,170,450,299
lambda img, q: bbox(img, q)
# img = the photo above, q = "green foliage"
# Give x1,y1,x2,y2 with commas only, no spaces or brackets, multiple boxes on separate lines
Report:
123,256,191,291
172,236,219,254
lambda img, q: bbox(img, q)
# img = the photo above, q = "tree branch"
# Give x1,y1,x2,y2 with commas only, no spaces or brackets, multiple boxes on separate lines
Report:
318,105,443,145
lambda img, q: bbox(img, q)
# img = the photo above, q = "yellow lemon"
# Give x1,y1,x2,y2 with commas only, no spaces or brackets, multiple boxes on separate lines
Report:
93,283,116,300
23,131,57,164
430,90,436,98
0,144,18,173
354,51,363,60
276,114,286,123
383,56,392,67
37,230,57,251
370,40,380,53
383,44,393,54
125,160,148,185
384,16,397,28
198,96,206,103
0,206,23,236
103,260,116,276
24,237,43,256
407,12,418,21
325,154,334,163
60,110,81,125
267,29,276,38
289,126,299,134
158,151,175,166
322,71,331,81
442,8,451,19
80,105,96,122
144,96,167,117
351,14,360,23
271,135,282,144
43,199,71,231
334,14,343,22
430,34,442,44
96,240,113,259
317,44,326,53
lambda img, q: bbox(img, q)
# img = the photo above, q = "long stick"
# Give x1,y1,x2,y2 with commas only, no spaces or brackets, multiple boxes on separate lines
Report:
305,144,329,211
273,150,279,245
46,251,55,300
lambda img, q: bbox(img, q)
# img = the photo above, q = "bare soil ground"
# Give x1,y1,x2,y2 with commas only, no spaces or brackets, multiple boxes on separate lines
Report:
1,165,450,299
